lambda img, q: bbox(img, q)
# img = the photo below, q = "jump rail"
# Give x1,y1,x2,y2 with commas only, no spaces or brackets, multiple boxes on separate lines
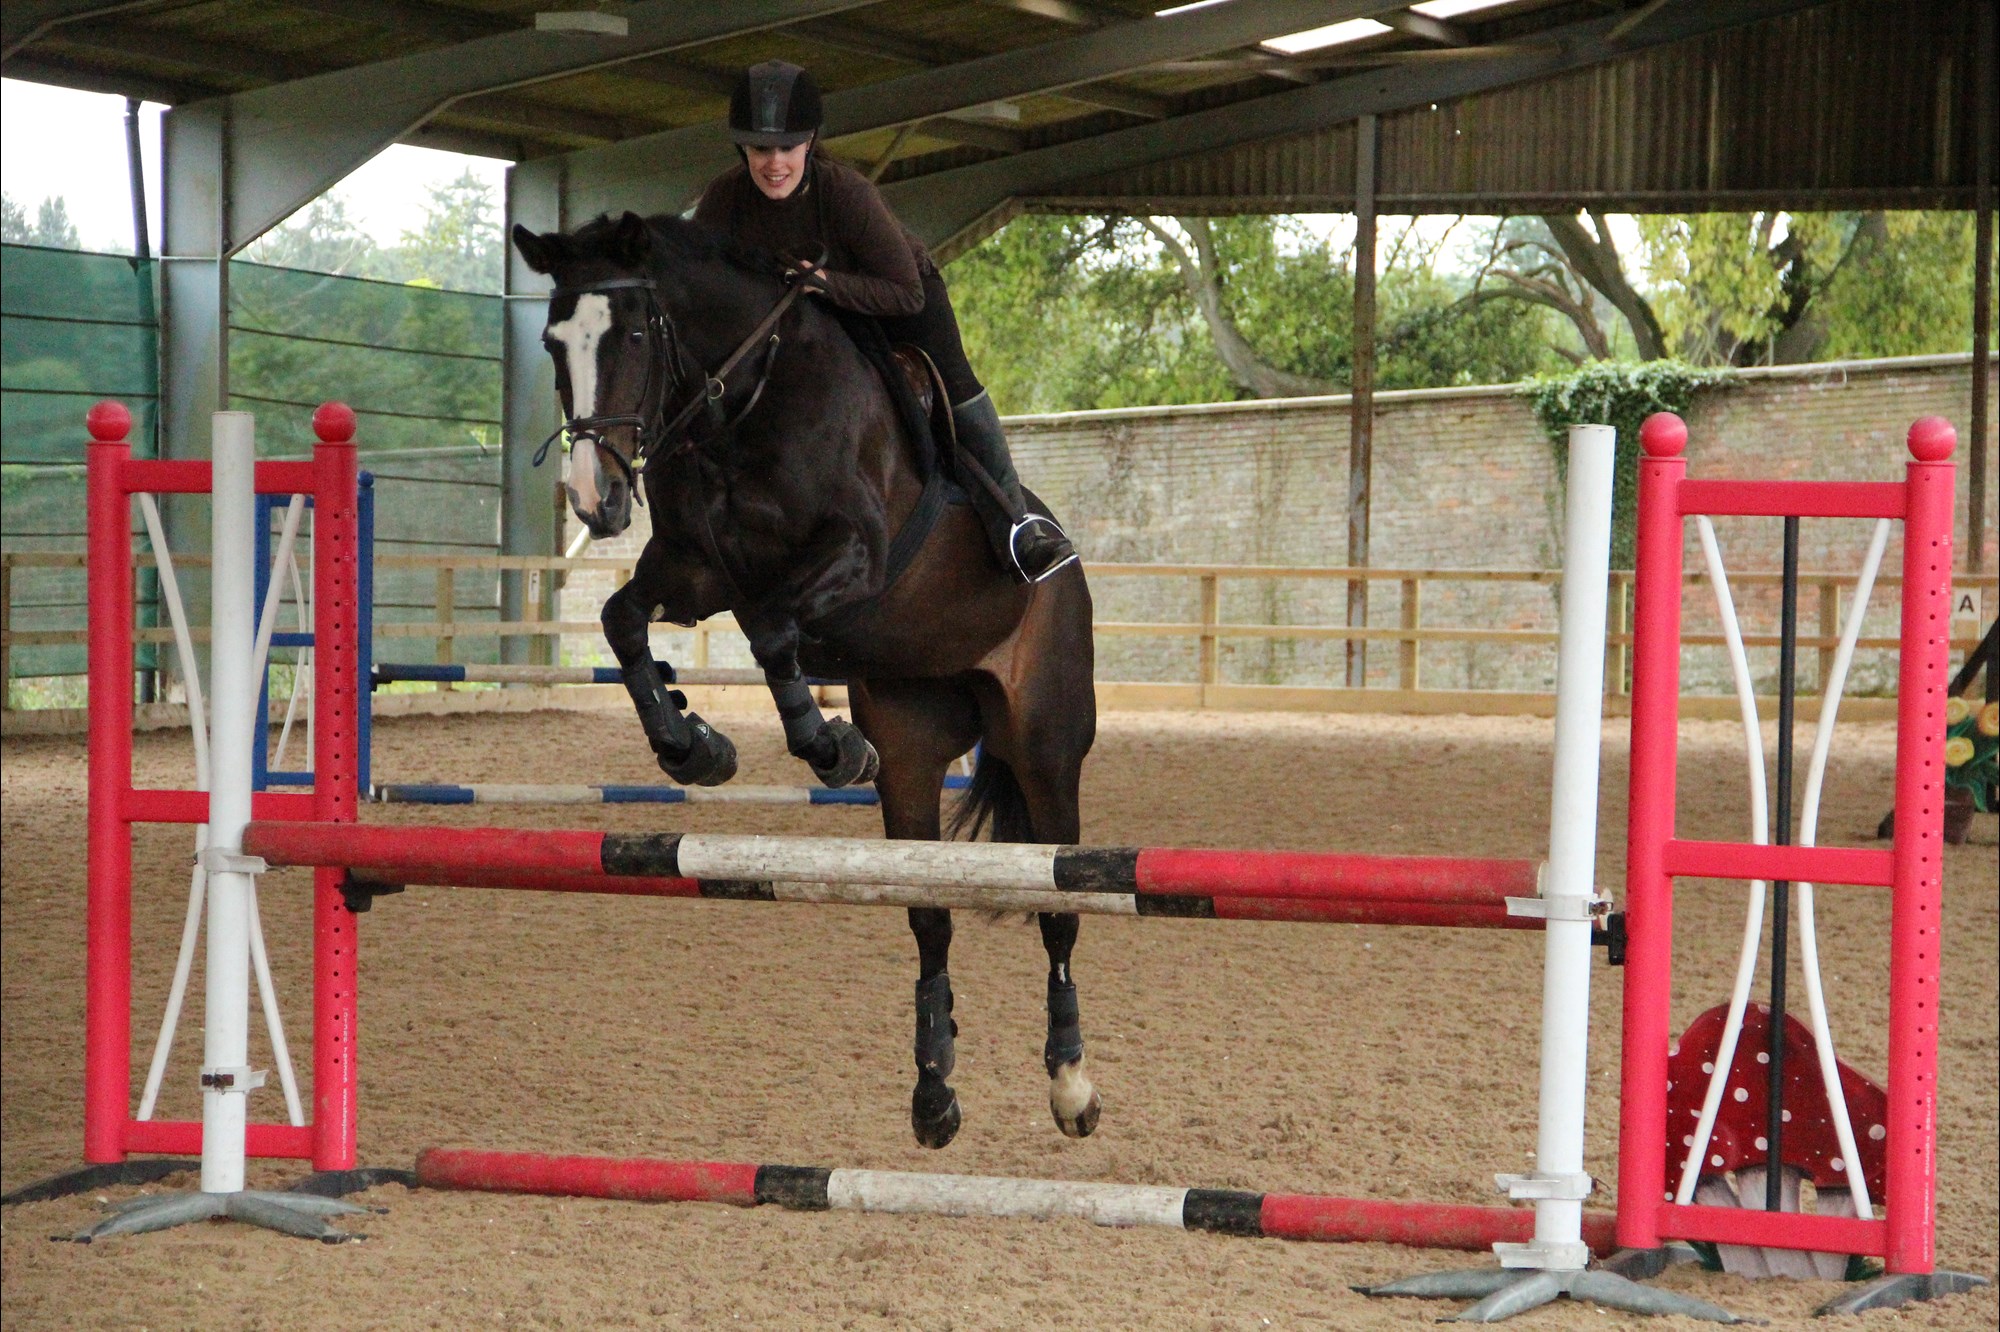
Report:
243,823,1547,929
414,1148,1619,1255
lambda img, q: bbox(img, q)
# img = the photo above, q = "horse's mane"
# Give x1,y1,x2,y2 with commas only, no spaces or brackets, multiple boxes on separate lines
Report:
570,211,786,283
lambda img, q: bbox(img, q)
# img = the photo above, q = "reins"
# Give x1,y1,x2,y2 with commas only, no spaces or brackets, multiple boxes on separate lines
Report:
532,272,809,499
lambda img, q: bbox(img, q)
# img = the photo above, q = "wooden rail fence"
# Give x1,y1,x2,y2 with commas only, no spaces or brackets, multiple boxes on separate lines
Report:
5,551,1992,728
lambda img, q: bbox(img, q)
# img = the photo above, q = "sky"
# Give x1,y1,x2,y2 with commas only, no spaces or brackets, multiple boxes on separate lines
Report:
1,78,507,254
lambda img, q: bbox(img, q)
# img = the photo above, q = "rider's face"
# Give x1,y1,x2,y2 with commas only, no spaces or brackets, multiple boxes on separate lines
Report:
744,142,811,200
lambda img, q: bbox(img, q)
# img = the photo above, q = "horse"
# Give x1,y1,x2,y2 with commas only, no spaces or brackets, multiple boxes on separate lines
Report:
511,210,1100,1148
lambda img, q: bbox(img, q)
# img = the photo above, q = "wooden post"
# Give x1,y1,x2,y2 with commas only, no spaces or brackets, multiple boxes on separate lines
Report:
1346,113,1379,689
435,566,455,691
1198,573,1220,703
1398,577,1420,691
0,557,13,711
1608,574,1631,698
1818,578,1840,695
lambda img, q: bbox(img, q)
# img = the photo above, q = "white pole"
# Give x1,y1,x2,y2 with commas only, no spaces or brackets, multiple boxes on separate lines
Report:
1500,423,1614,1270
200,411,259,1195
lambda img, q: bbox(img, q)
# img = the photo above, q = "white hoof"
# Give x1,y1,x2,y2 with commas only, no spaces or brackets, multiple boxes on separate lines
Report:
1050,1058,1101,1138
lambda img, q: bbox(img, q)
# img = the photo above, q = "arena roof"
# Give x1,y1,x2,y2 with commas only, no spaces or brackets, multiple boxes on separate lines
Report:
6,1,1991,258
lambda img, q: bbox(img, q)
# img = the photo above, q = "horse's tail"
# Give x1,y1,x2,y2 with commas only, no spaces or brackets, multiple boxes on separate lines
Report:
945,749,1035,844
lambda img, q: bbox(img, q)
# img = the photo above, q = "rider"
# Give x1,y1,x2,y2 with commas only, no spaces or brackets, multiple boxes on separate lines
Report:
694,60,1078,584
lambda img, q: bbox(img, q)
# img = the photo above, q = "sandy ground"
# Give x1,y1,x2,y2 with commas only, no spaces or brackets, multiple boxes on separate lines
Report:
2,708,1994,1331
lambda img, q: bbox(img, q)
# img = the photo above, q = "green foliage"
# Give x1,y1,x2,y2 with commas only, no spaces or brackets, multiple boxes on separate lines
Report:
948,213,1561,413
1812,212,1983,360
1636,211,1982,365
238,171,502,294
1524,359,1723,567
1,192,81,249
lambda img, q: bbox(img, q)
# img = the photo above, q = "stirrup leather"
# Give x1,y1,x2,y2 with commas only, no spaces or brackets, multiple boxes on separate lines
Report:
1008,514,1079,584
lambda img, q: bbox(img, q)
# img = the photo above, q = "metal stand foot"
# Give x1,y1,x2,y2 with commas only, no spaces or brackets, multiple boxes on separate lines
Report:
66,1190,374,1243
1815,1270,1989,1316
288,1167,416,1198
1359,1266,1749,1323
1,1159,200,1206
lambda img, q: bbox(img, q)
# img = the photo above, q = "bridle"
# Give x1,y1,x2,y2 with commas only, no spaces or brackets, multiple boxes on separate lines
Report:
533,272,810,502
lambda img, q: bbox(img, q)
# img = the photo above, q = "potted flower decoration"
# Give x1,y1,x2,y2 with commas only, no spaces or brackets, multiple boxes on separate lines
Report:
1942,697,1999,843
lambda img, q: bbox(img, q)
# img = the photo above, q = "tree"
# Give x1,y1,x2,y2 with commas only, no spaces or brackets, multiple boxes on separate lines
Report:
1,192,82,249
948,213,1560,413
1475,209,1980,368
395,170,503,294
240,195,382,277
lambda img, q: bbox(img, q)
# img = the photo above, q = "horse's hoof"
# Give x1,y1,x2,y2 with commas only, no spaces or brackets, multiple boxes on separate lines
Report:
660,714,737,786
1050,1060,1100,1139
809,717,879,788
911,1082,962,1149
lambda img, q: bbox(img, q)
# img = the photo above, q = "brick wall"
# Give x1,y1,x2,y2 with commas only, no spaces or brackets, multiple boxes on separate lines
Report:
564,354,1997,695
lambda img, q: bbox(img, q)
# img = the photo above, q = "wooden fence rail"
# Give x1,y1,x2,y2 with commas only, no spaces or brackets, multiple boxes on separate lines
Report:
5,551,1992,721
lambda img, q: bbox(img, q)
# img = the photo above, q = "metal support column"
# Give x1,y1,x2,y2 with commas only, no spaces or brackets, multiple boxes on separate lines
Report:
1346,114,1378,689
500,158,563,666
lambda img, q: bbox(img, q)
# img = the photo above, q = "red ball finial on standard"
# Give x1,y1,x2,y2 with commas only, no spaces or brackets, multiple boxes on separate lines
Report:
86,400,132,443
1638,411,1687,459
1905,415,1955,463
313,401,358,444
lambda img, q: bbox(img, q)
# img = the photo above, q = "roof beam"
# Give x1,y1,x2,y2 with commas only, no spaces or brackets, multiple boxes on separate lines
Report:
202,0,873,251
0,50,197,103
1380,11,1471,46
882,0,1840,255
45,20,312,84
563,0,1421,217
275,0,517,44
1,1,162,61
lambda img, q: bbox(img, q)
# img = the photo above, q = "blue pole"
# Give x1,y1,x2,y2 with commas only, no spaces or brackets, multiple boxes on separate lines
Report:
252,493,274,792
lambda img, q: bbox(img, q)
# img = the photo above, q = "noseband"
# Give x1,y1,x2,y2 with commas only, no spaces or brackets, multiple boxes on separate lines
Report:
534,272,809,503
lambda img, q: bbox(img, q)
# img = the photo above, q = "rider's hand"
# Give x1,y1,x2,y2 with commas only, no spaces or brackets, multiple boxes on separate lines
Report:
790,260,829,293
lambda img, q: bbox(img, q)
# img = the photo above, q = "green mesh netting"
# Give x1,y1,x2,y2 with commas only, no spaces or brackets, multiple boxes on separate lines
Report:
3,247,510,682
226,261,507,659
2,244,161,677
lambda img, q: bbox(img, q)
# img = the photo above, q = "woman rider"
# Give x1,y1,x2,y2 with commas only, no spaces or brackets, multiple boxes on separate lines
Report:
694,60,1077,584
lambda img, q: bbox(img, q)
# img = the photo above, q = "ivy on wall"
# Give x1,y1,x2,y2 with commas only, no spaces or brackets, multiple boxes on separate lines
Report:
1524,360,1724,568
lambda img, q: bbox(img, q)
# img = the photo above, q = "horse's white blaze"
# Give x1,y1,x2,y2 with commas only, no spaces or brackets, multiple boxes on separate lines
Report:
547,293,612,512
1050,1056,1096,1122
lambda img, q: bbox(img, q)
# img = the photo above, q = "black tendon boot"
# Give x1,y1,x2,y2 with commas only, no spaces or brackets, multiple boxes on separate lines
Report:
949,391,1078,584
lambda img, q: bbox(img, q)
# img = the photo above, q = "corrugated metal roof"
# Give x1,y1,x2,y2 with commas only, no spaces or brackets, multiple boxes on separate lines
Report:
1036,0,1985,215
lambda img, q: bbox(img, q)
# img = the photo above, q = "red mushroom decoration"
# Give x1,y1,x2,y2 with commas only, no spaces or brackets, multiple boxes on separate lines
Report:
1664,1003,1887,1278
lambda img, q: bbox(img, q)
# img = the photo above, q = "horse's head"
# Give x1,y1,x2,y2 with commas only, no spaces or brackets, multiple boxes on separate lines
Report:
512,211,665,539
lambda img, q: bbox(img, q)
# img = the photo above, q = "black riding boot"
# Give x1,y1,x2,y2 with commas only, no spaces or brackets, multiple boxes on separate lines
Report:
949,391,1078,584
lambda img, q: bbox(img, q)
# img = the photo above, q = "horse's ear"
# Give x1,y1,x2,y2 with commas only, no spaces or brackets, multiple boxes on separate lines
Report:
512,223,563,275
611,211,652,267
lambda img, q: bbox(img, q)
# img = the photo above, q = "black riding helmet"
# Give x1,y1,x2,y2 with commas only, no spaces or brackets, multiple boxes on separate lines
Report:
728,61,822,148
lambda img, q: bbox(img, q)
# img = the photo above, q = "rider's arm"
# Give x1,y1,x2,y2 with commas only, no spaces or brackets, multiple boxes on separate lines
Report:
812,166,926,318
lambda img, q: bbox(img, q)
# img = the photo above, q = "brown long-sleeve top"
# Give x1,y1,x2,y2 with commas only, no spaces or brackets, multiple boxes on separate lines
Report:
693,156,931,318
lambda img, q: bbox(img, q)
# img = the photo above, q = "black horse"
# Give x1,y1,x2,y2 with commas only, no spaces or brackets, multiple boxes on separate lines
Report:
512,211,1099,1147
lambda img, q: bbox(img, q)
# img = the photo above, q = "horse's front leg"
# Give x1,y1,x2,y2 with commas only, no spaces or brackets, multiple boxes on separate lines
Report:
741,612,878,788
601,561,737,786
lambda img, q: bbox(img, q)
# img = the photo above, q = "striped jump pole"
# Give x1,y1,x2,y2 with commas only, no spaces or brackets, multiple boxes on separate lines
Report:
414,1149,1619,1255
373,662,841,689
370,775,971,807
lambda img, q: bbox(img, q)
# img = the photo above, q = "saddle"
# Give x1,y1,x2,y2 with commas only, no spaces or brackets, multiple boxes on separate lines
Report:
889,344,955,454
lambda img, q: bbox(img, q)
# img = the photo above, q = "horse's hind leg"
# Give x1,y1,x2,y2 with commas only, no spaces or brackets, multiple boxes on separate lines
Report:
850,679,982,1149
976,569,1100,1138
1038,911,1100,1138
